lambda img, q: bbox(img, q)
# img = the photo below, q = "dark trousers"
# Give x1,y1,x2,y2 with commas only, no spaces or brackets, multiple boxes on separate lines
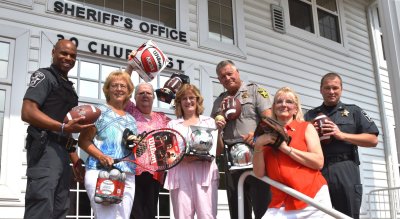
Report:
130,172,161,219
322,160,362,219
226,170,271,219
24,138,71,219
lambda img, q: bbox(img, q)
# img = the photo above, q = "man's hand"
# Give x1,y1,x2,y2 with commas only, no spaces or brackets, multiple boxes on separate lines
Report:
72,159,85,183
242,132,255,147
215,118,226,131
64,117,95,133
322,120,343,140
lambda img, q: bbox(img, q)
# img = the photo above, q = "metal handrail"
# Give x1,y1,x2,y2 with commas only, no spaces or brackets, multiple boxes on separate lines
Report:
237,171,352,219
367,186,400,219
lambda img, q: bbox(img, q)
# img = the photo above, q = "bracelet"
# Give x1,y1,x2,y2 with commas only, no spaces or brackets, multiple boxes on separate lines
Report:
287,146,293,155
254,148,264,153
61,123,65,134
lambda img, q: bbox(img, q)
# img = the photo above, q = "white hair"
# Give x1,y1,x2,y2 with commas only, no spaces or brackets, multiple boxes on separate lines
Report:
134,82,155,98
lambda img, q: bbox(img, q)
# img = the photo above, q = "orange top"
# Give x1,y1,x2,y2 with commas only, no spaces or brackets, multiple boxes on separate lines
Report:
263,120,327,210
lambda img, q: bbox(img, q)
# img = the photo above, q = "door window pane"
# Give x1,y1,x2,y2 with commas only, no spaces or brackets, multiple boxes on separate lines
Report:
0,90,5,176
79,80,99,98
0,61,8,79
0,42,9,79
0,43,9,60
101,65,119,81
80,61,100,80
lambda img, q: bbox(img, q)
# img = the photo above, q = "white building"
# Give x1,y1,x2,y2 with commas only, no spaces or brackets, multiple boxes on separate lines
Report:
0,0,399,218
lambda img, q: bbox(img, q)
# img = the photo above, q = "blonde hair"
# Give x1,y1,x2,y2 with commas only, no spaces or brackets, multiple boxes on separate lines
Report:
174,84,204,118
103,70,134,105
272,87,304,121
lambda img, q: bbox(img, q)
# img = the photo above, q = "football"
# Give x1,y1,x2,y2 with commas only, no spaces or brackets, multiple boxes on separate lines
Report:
63,104,101,125
221,96,242,120
312,113,332,144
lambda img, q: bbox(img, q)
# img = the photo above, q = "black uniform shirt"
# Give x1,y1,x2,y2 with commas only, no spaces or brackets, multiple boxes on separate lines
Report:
304,101,379,155
24,64,78,123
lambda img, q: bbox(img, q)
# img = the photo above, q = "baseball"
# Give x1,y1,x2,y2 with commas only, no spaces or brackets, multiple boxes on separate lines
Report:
109,169,121,181
215,115,225,122
94,196,103,204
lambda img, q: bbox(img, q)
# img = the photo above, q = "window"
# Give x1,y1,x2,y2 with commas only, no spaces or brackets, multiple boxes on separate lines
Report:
0,40,12,177
288,0,341,43
198,0,246,57
208,0,234,44
71,0,177,28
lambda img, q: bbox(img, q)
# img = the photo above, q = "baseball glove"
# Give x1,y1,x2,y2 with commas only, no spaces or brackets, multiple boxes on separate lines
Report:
253,117,291,149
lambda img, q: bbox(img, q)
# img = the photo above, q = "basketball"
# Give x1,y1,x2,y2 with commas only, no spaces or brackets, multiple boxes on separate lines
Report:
129,40,170,82
63,104,101,125
139,46,166,73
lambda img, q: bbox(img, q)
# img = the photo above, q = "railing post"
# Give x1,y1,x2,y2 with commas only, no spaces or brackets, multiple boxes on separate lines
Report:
238,171,252,219
237,171,352,219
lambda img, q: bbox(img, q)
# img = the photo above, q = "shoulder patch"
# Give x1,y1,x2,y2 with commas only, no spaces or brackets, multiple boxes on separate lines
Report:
257,87,270,99
361,110,373,123
29,71,46,87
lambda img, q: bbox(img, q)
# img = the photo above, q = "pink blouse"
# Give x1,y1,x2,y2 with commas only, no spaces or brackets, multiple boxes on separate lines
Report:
164,115,220,190
125,101,171,181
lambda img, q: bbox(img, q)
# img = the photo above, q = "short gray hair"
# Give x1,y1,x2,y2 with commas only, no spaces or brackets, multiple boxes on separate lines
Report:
134,82,155,96
216,60,237,75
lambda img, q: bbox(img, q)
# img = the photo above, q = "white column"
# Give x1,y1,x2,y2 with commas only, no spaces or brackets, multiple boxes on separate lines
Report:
377,0,400,174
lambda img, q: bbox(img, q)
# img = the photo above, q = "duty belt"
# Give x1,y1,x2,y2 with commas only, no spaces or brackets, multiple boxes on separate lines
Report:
325,153,354,165
47,131,78,153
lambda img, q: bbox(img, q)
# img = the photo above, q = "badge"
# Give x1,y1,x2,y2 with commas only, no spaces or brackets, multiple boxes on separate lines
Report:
341,109,349,117
257,88,269,99
242,92,249,99
29,71,45,87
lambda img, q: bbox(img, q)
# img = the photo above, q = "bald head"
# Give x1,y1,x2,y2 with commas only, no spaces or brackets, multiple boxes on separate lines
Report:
52,40,77,75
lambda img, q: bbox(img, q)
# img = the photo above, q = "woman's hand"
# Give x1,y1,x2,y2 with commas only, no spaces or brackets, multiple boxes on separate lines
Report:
253,134,277,148
98,155,115,168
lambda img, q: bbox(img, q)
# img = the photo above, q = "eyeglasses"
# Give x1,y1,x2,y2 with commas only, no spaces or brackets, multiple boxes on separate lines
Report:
110,83,128,90
275,99,295,106
181,96,197,102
